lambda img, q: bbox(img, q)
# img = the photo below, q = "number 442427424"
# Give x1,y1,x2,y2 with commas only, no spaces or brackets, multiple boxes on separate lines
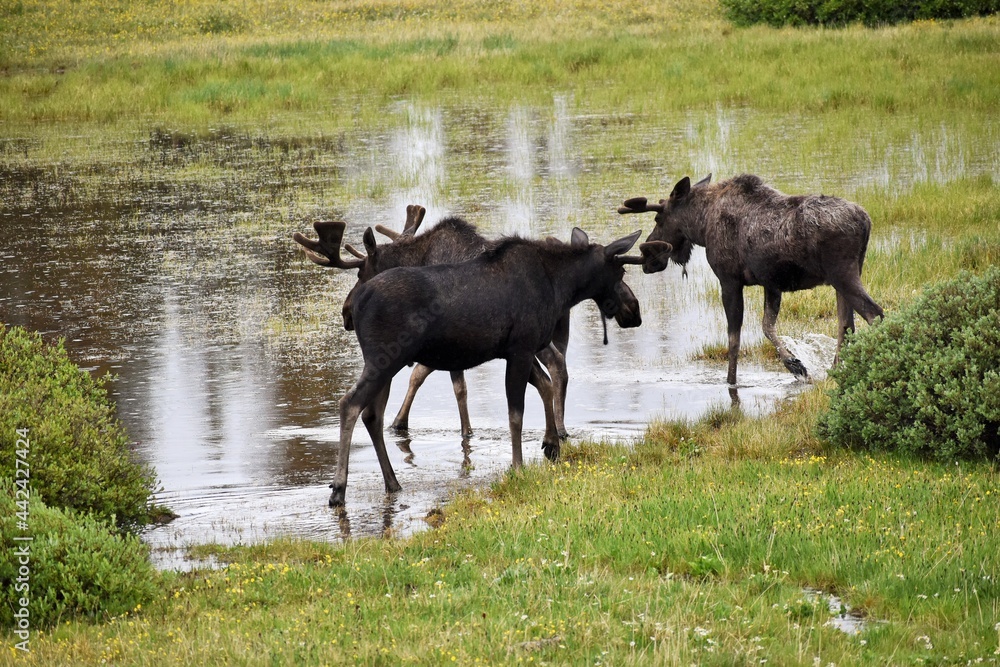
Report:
15,428,30,526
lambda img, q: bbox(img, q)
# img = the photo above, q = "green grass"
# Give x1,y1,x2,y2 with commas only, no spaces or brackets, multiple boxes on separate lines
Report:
1,2,998,124
8,386,1000,664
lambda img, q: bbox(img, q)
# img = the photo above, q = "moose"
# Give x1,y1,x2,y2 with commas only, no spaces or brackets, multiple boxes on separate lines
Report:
620,173,884,384
294,206,642,457
295,206,488,439
325,228,651,506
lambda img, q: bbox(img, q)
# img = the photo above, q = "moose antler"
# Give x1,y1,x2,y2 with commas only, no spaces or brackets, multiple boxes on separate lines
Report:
618,174,712,215
344,244,366,259
617,197,665,215
292,220,366,269
403,204,426,235
375,204,426,241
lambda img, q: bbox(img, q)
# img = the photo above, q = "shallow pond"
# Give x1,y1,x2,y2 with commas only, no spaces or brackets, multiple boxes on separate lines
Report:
1,99,995,567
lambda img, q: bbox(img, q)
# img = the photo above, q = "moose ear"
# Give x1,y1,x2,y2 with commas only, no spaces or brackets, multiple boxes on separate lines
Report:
694,173,712,187
570,228,590,248
362,227,378,258
605,230,642,258
670,176,691,200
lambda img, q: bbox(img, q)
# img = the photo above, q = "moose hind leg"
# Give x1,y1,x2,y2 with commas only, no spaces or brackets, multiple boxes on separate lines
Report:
832,277,884,365
390,364,433,432
762,287,807,379
450,371,473,438
362,379,401,495
842,279,884,325
331,370,389,507
833,290,856,366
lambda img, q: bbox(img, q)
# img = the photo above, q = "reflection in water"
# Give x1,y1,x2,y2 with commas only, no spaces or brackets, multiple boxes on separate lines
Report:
685,104,738,180
502,105,536,236
391,102,446,224
1,102,995,567
547,94,580,230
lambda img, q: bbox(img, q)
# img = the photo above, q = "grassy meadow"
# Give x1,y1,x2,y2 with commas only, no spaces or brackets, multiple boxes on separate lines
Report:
3,0,1000,664
2,0,999,126
10,389,1000,665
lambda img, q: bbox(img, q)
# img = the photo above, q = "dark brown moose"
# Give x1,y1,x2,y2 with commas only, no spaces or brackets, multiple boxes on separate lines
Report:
294,206,640,457
325,228,649,506
620,173,883,384
295,206,488,439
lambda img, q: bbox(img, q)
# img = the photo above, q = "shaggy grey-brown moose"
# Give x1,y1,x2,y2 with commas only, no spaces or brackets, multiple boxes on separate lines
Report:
619,173,883,384
326,228,649,506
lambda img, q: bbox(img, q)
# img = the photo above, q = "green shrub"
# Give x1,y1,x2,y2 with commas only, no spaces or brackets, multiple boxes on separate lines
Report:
0,482,159,628
819,267,1000,461
720,0,999,27
0,324,157,531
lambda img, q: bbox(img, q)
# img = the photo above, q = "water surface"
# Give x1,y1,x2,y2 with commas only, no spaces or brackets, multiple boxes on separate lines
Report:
1,100,994,566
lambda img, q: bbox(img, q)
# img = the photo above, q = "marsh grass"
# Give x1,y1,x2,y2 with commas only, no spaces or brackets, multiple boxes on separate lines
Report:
862,175,1000,310
11,385,1000,664
693,338,782,365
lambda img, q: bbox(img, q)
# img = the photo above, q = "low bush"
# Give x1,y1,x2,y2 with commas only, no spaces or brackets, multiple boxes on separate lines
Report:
819,267,1000,460
720,0,999,27
0,324,157,531
0,483,159,628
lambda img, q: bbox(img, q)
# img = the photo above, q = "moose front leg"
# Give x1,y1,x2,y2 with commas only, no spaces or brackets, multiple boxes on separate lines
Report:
536,343,568,441
504,356,534,468
528,359,560,462
719,280,745,386
762,287,807,379
390,364,432,432
549,314,572,439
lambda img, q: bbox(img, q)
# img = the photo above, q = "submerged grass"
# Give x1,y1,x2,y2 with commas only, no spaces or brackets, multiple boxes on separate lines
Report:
10,385,1000,664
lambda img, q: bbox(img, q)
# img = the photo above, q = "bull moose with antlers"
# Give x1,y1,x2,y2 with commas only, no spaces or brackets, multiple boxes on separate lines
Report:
294,206,647,462
620,173,884,384
295,206,490,440
322,227,652,506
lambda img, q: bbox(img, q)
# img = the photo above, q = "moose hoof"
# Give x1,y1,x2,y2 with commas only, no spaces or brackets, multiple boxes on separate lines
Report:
328,485,346,507
783,357,809,379
385,480,402,494
542,441,561,462
557,429,570,441
390,420,409,433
